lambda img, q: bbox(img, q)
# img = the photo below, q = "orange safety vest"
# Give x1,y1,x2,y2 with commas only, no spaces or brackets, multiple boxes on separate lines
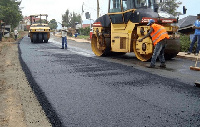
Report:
150,24,169,46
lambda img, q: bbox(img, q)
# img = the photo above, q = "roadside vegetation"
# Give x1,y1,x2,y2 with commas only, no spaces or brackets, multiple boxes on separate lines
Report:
180,34,196,52
79,27,90,36
76,35,90,40
1,31,27,42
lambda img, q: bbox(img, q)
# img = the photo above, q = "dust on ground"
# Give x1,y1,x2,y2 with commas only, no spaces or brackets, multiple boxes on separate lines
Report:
0,32,51,127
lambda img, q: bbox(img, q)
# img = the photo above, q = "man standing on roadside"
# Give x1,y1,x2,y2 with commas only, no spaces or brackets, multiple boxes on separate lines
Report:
186,14,200,56
138,19,169,68
61,24,67,49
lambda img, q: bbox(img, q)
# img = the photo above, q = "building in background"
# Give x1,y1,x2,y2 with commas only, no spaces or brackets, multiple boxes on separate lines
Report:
178,15,197,35
178,15,197,41
23,16,41,30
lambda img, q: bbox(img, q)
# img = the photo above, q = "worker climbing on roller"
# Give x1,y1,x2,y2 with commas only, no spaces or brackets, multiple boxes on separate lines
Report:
138,19,169,68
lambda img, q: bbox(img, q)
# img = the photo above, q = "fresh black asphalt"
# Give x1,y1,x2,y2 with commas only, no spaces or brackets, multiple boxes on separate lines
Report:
19,36,200,127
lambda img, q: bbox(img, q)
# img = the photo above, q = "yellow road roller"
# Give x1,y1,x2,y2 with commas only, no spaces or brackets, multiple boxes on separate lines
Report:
91,0,182,61
29,14,50,43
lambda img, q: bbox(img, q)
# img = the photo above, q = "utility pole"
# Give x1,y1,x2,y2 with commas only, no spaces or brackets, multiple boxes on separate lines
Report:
97,0,100,18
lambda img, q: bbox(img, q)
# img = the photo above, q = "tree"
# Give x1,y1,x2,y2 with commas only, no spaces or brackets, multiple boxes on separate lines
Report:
70,12,82,29
159,0,182,17
62,9,82,29
62,9,70,27
0,0,23,30
49,19,57,30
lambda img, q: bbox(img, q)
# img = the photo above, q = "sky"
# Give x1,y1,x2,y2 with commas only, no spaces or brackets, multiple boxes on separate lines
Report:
20,0,108,25
20,0,200,27
176,0,200,19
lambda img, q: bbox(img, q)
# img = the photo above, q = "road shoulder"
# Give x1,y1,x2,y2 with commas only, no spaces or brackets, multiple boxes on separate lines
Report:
0,41,51,127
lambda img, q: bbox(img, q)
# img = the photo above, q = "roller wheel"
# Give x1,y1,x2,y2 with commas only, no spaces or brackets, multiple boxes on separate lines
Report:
38,33,43,43
33,33,37,43
164,39,180,59
91,34,110,56
43,33,48,43
133,40,152,62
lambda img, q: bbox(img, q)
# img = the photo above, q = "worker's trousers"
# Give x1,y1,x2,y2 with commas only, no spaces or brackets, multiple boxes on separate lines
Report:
189,35,200,54
62,36,67,49
150,39,167,66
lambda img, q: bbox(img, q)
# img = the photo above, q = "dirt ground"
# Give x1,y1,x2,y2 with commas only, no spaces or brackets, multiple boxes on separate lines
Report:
0,32,51,127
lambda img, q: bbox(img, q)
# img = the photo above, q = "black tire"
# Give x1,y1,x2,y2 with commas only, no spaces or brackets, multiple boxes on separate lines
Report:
43,33,48,43
38,33,43,43
33,33,37,43
164,39,180,60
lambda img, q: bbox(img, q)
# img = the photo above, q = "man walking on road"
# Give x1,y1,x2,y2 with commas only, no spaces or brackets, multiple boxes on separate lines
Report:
138,19,169,68
61,24,67,49
185,14,200,56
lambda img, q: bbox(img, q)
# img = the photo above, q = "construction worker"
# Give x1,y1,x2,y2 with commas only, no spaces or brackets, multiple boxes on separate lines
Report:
138,19,169,68
185,14,200,56
61,24,67,49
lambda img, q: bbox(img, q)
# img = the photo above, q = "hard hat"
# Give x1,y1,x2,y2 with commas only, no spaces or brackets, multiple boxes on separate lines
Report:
147,19,155,26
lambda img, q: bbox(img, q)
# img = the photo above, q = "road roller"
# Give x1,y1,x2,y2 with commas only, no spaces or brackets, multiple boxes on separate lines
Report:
91,0,182,61
29,14,50,43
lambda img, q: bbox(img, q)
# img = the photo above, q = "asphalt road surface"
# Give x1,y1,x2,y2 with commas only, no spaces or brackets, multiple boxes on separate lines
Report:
19,35,200,127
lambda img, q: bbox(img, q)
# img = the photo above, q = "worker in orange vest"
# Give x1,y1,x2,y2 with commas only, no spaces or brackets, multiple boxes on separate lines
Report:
138,19,169,68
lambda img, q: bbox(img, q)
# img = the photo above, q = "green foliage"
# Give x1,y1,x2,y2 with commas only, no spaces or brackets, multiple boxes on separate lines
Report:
79,27,90,36
159,0,182,17
0,0,23,30
77,35,90,39
180,34,197,52
62,9,82,28
49,19,57,30
180,34,190,52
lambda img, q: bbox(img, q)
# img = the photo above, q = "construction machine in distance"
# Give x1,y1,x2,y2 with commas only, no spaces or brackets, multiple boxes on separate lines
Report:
29,14,50,43
91,0,185,61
